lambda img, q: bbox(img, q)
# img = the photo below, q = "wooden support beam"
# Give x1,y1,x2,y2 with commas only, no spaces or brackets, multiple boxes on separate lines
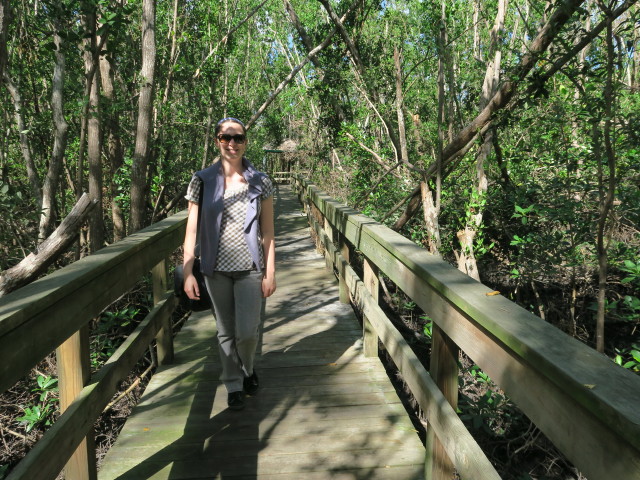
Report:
362,258,379,358
56,327,96,480
425,325,459,480
152,259,173,365
323,217,334,272
338,235,351,304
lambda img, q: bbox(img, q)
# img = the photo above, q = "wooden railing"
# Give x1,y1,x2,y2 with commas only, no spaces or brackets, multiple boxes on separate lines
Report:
0,211,188,480
293,175,640,480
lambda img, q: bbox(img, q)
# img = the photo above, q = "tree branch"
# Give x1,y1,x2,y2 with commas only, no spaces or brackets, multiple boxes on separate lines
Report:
391,0,588,231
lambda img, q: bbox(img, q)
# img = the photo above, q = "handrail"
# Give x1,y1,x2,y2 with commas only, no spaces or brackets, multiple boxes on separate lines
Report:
0,210,188,479
293,175,640,480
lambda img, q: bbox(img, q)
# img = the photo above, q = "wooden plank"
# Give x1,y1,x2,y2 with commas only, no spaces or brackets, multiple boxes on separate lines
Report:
425,325,458,480
100,450,424,480
338,234,351,303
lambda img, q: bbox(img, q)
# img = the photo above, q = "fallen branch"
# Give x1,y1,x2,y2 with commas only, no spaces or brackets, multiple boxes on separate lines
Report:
0,193,98,296
1,425,27,441
102,363,154,414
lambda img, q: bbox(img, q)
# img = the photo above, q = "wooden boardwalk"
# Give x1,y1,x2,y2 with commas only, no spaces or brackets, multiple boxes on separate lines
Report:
98,185,425,479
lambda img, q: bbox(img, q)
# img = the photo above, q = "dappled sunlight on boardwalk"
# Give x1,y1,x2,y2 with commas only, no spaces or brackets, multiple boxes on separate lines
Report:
98,185,424,480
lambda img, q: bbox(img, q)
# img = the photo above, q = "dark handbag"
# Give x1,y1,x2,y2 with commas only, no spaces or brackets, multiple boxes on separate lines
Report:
174,258,212,312
175,181,211,311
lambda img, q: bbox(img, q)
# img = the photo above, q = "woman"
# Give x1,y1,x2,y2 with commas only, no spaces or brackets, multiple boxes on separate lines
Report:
183,117,276,411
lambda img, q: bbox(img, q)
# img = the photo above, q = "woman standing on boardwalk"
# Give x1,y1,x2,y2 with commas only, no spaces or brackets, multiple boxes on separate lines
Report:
182,117,276,411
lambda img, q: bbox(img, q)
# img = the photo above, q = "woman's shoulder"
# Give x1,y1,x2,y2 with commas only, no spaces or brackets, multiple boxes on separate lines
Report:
260,174,274,198
196,162,222,181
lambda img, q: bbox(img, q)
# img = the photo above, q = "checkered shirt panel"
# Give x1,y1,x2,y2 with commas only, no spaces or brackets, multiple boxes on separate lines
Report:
215,184,255,271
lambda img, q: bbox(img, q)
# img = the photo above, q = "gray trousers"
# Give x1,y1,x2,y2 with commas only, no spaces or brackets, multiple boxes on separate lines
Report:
204,270,263,393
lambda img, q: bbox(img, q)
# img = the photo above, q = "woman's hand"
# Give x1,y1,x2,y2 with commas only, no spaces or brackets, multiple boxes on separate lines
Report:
262,274,276,298
184,273,201,300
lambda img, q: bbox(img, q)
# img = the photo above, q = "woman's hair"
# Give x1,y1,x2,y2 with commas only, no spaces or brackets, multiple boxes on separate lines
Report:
215,117,246,135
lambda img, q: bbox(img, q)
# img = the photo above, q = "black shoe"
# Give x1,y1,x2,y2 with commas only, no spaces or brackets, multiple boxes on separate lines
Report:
227,391,245,410
243,371,259,395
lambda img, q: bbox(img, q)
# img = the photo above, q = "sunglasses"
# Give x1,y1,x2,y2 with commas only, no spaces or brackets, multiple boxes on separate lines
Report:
217,134,246,144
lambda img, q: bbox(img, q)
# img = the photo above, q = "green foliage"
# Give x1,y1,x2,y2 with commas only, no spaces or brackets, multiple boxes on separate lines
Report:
91,307,141,369
32,375,58,403
15,375,59,433
620,259,640,285
421,315,433,339
458,365,511,436
614,344,640,372
113,158,133,215
459,389,509,435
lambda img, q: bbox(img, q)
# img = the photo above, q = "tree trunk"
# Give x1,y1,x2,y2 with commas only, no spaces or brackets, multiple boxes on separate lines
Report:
631,9,639,91
100,45,126,241
39,11,69,242
202,94,214,170
283,0,343,122
130,0,156,233
316,0,404,158
456,0,505,281
0,0,8,81
394,46,409,164
2,72,41,208
595,15,617,353
0,193,97,296
152,0,180,178
82,4,103,253
421,181,441,253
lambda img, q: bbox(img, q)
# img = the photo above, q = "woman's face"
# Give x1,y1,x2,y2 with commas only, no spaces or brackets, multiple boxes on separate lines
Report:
215,121,247,163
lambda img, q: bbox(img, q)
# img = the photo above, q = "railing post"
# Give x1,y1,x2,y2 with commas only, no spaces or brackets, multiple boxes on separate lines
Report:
323,217,334,272
425,324,459,480
152,258,173,365
338,234,351,303
362,257,379,357
56,327,97,480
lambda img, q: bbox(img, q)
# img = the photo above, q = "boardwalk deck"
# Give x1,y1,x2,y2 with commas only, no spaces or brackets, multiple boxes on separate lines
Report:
98,185,425,479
